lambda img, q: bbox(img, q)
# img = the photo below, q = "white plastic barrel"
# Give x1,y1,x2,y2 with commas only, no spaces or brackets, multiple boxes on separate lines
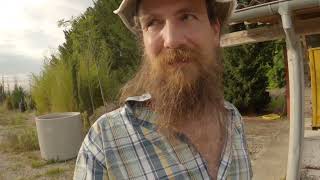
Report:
35,112,83,161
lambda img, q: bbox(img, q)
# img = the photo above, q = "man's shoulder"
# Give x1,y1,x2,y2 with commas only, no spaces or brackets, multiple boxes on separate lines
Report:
224,101,242,117
224,102,253,179
91,106,128,131
224,101,244,131
90,94,153,135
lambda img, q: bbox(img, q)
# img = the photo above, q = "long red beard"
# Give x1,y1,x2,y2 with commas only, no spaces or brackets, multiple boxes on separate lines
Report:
120,47,225,129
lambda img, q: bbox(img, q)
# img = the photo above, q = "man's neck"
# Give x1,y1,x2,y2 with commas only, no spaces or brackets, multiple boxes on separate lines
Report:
171,110,227,179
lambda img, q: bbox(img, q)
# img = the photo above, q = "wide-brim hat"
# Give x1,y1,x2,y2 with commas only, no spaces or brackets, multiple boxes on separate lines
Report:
113,0,236,34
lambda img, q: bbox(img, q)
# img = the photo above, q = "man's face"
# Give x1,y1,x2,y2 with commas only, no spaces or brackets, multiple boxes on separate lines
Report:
138,0,221,76
123,0,224,126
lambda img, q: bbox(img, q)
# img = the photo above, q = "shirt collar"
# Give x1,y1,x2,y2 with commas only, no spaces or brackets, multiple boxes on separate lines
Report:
125,93,152,103
125,93,235,111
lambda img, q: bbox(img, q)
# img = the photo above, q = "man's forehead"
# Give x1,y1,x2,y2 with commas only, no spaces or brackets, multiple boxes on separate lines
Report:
138,0,207,16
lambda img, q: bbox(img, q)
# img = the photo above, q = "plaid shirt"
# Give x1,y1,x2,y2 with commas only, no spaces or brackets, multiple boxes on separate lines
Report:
73,94,252,180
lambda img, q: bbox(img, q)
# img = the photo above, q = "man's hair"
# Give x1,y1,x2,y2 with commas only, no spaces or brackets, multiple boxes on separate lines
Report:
206,0,219,24
133,0,219,34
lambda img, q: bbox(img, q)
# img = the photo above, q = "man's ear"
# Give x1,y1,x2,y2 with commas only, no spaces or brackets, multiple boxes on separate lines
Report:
211,20,221,47
211,19,221,37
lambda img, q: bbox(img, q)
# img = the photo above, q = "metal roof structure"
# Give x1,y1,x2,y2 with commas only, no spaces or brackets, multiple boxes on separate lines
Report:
237,0,279,9
221,1,320,179
222,0,320,47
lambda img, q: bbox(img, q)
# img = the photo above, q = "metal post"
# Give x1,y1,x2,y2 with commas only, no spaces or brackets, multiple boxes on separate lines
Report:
279,4,305,180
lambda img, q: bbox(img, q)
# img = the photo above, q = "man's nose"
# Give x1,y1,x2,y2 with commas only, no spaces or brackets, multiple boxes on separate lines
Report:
162,21,187,49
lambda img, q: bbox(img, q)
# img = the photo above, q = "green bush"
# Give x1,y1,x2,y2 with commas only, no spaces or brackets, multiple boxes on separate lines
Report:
223,42,272,113
11,85,26,109
267,42,286,89
3,85,30,111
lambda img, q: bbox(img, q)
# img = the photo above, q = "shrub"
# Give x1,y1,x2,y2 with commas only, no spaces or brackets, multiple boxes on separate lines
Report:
223,42,272,113
267,42,286,89
5,96,13,110
11,85,26,109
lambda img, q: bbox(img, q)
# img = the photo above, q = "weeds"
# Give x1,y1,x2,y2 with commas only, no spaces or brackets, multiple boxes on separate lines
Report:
44,168,66,177
7,163,24,171
266,93,286,115
0,104,6,113
0,103,38,153
0,108,28,126
31,159,59,169
11,114,27,126
31,160,47,169
26,152,39,160
0,127,39,153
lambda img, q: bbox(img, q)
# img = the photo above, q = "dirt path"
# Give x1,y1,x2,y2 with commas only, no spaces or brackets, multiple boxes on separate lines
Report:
243,87,314,180
0,151,75,180
244,117,289,180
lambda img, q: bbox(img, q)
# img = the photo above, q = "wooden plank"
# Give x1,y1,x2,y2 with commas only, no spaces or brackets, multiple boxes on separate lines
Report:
294,7,320,19
221,24,283,47
296,17,320,36
221,17,320,48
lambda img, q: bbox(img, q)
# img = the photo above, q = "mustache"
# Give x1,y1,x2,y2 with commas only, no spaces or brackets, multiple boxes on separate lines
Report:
157,48,200,66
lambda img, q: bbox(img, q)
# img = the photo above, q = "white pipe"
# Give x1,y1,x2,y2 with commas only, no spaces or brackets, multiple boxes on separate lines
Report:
279,4,305,179
230,0,320,23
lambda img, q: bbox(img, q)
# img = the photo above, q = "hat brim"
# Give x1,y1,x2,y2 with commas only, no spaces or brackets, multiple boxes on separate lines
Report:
114,0,236,34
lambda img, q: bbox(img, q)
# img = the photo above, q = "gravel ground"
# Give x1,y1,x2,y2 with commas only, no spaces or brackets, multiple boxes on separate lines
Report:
243,116,289,161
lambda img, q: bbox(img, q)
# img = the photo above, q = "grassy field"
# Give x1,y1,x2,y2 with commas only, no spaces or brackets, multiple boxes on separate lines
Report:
0,105,75,180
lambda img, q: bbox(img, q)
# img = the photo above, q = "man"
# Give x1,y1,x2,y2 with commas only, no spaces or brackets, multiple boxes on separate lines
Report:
74,0,252,179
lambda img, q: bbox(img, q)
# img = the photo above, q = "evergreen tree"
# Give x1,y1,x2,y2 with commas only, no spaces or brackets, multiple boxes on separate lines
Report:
223,42,273,113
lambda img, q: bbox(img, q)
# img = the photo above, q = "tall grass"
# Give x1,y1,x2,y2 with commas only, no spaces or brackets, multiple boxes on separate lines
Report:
31,51,128,117
30,1,140,117
31,62,77,114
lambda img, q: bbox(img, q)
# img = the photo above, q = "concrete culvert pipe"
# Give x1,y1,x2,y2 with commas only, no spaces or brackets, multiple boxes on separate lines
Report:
35,112,83,161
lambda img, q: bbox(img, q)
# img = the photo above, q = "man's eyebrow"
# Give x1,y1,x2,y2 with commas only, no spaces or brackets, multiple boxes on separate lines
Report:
175,7,197,15
138,7,201,21
138,14,159,22
138,15,151,21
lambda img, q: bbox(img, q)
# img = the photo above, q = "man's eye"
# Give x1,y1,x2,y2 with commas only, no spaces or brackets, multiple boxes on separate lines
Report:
146,20,156,27
146,20,159,28
181,14,196,21
143,19,163,32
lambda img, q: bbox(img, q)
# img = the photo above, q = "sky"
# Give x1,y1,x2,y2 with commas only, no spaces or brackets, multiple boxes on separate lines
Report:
0,0,93,75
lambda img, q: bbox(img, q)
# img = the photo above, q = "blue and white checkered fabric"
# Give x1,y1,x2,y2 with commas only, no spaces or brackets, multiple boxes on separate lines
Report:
73,94,252,180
